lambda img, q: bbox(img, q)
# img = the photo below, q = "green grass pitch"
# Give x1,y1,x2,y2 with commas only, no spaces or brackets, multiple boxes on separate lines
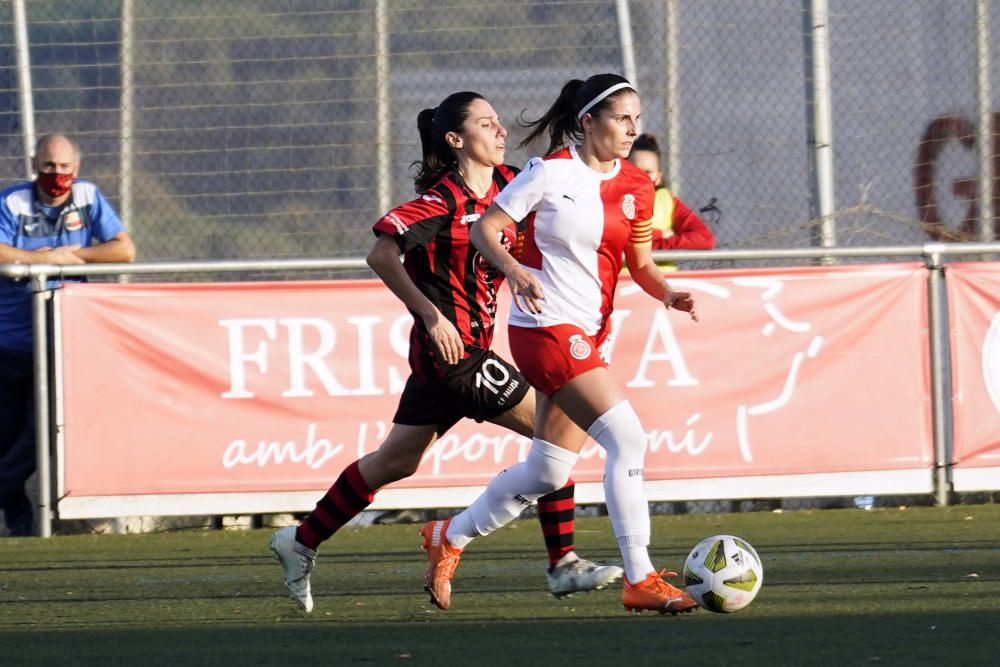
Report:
2,505,998,666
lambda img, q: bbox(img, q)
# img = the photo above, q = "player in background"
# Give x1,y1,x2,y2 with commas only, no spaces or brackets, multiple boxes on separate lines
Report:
420,74,700,615
270,91,622,613
626,133,715,269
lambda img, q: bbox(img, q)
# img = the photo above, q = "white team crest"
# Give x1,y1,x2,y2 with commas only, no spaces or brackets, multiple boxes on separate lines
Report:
621,194,636,220
64,210,82,231
568,334,591,360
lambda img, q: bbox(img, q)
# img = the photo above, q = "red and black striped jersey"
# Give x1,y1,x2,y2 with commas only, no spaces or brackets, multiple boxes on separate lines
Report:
372,165,519,381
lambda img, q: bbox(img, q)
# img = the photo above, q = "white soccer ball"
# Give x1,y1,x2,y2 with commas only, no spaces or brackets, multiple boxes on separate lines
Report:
683,534,763,613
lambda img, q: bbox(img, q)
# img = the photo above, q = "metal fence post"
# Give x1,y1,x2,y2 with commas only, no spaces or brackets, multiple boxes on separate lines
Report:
31,272,53,536
924,245,953,506
664,0,680,194
374,0,391,216
975,0,995,243
119,0,134,240
615,0,640,131
12,0,36,179
803,0,837,251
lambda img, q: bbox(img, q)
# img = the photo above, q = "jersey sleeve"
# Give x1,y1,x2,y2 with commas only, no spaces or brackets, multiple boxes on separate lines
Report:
655,195,717,250
89,187,125,242
493,157,547,222
372,189,452,253
0,195,17,245
496,163,520,183
628,179,657,247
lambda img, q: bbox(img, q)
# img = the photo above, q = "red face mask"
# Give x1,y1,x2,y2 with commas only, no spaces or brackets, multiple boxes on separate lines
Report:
36,172,74,198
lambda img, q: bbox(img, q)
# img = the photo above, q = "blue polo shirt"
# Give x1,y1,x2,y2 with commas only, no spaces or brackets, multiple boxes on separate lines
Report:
0,180,124,353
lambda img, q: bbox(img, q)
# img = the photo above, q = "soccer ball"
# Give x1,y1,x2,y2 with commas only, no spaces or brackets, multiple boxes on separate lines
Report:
683,534,763,613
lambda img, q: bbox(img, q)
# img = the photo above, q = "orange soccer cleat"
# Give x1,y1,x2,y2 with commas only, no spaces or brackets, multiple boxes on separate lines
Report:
420,519,464,610
622,570,699,615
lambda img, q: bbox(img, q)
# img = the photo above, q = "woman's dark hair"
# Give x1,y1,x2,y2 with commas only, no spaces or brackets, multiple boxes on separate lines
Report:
412,91,484,193
519,73,635,155
630,133,660,158
629,133,666,188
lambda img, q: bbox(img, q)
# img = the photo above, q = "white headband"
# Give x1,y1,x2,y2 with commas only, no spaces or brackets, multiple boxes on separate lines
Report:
576,82,632,119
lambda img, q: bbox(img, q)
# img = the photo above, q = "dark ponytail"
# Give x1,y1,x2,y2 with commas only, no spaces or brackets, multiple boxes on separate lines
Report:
519,73,634,155
518,79,585,155
412,91,484,193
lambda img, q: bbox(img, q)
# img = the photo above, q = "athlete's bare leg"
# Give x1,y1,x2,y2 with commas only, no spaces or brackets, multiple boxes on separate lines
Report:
357,423,442,491
545,367,625,437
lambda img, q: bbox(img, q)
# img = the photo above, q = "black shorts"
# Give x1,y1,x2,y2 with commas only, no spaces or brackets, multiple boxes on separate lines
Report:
393,347,530,431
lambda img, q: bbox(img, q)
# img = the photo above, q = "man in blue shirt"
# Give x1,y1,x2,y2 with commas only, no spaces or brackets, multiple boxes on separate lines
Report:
0,133,135,536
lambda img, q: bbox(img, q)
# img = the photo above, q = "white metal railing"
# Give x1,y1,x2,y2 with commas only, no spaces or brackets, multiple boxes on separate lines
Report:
3,241,1000,536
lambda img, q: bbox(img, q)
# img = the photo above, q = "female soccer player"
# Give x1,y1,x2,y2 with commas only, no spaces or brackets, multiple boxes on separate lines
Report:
270,91,622,613
420,75,700,615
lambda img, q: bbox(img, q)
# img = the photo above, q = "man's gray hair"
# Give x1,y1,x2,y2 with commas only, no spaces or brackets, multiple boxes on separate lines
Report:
33,133,82,163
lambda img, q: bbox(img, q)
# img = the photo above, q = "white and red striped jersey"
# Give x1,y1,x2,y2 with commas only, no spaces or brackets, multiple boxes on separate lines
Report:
494,145,654,335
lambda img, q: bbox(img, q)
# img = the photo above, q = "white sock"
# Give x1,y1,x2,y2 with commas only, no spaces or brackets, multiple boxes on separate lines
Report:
446,438,578,550
619,543,655,585
587,400,654,583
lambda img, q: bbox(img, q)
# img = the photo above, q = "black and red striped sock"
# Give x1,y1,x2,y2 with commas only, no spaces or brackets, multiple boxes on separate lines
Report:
296,460,375,551
536,479,576,567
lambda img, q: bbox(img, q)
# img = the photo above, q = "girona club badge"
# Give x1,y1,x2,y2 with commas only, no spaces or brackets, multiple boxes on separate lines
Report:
621,194,636,220
568,334,592,360
64,209,83,232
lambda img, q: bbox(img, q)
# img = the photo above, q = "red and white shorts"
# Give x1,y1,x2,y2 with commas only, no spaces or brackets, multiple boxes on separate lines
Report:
508,323,610,397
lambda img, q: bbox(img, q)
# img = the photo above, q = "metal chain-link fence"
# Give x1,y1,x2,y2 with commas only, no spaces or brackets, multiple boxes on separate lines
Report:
1,0,997,264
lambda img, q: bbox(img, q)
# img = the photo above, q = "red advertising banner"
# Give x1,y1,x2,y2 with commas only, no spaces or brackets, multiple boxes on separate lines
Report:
945,262,1000,489
56,263,934,516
